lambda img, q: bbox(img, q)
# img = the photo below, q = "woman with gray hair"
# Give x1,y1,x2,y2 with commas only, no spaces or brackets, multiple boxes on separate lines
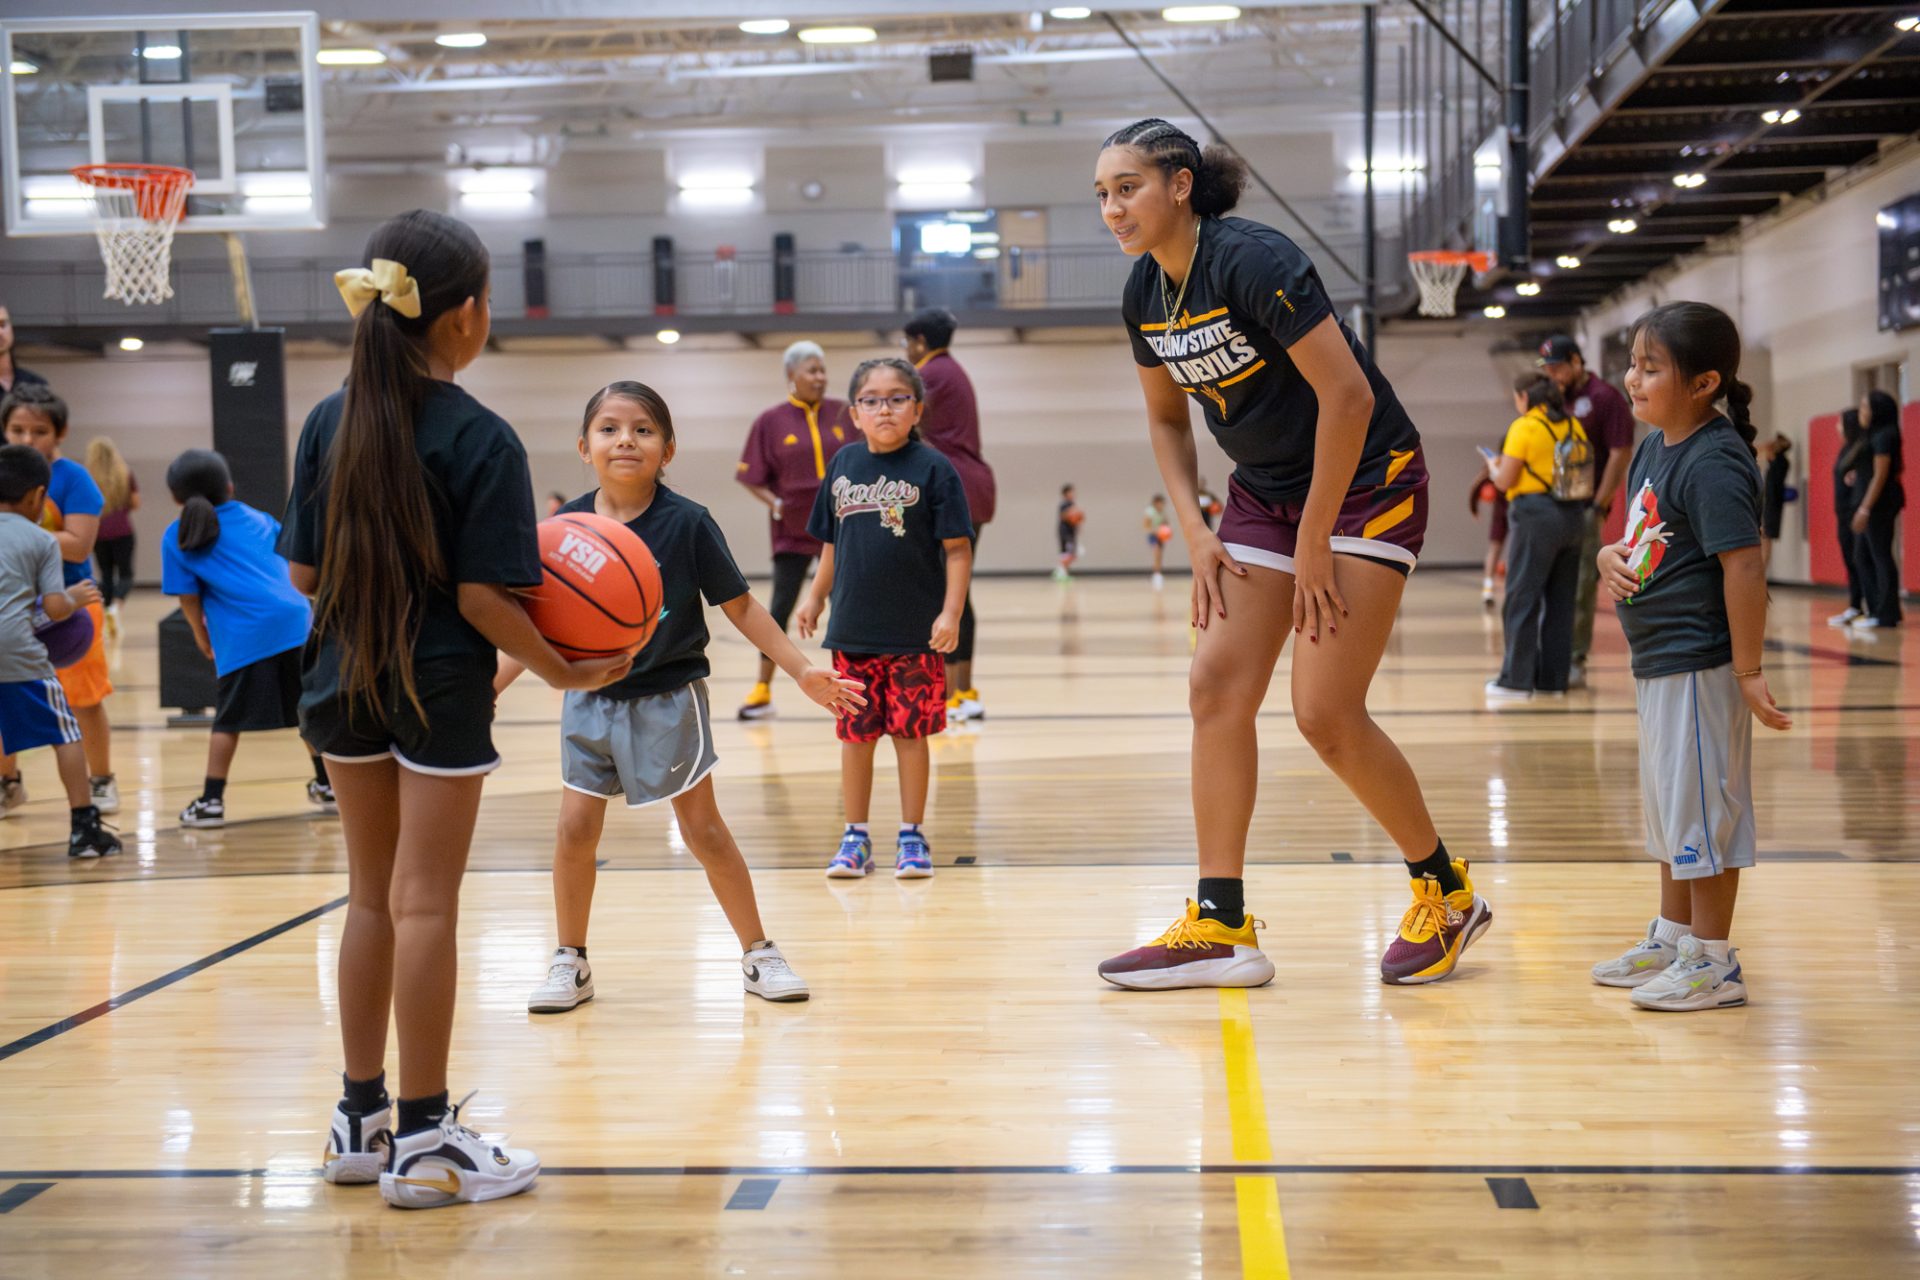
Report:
735,339,854,718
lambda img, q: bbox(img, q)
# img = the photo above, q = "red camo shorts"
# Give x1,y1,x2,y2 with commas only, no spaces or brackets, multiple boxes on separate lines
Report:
831,651,947,743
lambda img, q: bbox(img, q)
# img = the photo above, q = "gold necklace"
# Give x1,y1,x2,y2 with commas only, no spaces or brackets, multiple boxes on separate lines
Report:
1158,218,1203,329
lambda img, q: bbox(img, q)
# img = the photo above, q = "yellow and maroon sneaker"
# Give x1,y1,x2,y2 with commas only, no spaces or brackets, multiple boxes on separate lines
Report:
1097,900,1275,991
1379,860,1492,985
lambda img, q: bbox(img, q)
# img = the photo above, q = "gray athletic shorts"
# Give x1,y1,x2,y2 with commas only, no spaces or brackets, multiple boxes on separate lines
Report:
1634,662,1754,880
561,680,719,808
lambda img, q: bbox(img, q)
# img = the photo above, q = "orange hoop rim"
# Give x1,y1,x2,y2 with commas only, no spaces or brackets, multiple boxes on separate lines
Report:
1408,248,1492,272
70,162,196,194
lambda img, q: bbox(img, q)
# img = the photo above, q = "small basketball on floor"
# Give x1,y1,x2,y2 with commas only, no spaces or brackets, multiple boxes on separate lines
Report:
521,512,663,660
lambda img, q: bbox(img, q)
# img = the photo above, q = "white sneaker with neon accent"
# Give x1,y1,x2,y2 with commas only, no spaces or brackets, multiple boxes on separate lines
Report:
380,1093,539,1210
1591,922,1680,988
1630,936,1747,1012
321,1099,391,1185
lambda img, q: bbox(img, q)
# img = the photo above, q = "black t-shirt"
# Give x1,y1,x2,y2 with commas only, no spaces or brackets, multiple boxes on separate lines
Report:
1615,418,1762,679
1123,216,1421,505
1867,421,1906,511
562,486,750,700
0,364,46,393
281,381,543,674
807,439,972,655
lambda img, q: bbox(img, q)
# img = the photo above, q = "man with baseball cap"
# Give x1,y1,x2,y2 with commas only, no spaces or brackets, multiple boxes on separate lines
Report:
1538,334,1634,685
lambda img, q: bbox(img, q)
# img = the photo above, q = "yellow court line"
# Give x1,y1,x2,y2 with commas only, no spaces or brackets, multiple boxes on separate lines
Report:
1219,988,1290,1278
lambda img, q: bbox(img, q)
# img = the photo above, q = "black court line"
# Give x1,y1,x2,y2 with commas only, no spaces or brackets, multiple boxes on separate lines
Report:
1764,638,1900,668
725,1177,780,1209
0,1182,54,1212
1486,1176,1538,1208
0,896,349,1064
1330,852,1354,862
5,1162,1918,1181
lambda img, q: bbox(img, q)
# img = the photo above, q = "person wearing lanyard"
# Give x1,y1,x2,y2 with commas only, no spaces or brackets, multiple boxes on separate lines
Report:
735,340,853,719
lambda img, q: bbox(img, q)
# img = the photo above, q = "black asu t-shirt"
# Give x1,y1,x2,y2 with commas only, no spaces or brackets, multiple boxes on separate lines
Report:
562,485,750,700
281,380,543,677
807,440,972,655
1123,216,1421,505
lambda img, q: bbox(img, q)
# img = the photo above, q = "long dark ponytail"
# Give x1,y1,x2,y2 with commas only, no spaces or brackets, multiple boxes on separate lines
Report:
1630,301,1756,448
1101,118,1249,218
1513,373,1570,424
165,448,231,552
317,209,489,722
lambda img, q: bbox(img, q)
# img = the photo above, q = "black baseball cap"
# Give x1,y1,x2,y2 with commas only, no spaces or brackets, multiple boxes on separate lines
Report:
1537,334,1581,366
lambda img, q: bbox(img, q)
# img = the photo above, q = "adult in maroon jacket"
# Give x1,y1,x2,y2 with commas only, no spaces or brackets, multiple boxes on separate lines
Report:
904,308,996,720
734,339,854,719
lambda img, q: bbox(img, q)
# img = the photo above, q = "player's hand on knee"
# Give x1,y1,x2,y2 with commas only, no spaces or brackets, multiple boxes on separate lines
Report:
1189,531,1244,628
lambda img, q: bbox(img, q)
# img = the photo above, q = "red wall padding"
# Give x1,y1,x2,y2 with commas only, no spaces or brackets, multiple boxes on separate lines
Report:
1905,401,1920,595
1805,412,1845,587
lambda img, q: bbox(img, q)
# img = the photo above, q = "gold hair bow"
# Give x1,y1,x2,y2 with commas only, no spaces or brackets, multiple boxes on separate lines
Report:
333,258,422,319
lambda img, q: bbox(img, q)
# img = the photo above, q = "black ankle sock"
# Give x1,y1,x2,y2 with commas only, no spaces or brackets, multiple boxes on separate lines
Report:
203,777,228,802
1405,842,1463,894
562,945,587,959
1196,877,1245,927
397,1091,450,1136
70,805,98,830
311,755,330,786
342,1071,389,1115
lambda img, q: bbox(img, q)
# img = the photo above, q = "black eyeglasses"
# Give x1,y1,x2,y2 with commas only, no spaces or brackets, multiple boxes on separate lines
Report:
855,394,917,414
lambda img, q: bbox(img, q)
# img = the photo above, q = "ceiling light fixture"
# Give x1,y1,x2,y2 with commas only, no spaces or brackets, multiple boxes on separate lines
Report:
1050,6,1094,17
1672,172,1706,189
1895,15,1918,31
435,32,487,49
1608,218,1638,234
1515,281,1542,297
119,337,145,352
1482,305,1507,319
1555,255,1581,269
140,44,183,60
656,328,682,345
9,60,37,75
316,48,387,65
1163,5,1243,20
797,26,878,44
739,20,791,35
1761,108,1801,125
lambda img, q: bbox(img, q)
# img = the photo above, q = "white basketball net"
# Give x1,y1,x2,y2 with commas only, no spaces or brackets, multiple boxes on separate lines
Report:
1408,255,1471,318
75,168,193,306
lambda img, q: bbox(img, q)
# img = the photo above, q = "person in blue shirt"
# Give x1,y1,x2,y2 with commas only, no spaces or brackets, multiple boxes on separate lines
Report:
160,449,332,828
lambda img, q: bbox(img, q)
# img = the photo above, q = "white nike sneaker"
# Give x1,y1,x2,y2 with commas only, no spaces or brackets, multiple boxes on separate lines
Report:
1630,936,1747,1012
321,1099,391,1185
380,1093,539,1210
1591,922,1680,988
743,941,810,1002
1827,607,1862,627
527,948,593,1014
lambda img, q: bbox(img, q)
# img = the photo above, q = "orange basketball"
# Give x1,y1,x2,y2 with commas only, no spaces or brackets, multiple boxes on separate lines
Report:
1066,506,1085,526
520,513,663,661
1156,523,1173,544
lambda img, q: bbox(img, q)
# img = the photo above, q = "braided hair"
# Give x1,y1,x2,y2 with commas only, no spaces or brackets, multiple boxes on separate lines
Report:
1100,118,1248,218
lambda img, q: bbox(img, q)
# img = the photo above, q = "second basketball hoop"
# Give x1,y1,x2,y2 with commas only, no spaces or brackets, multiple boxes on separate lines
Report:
1407,249,1492,319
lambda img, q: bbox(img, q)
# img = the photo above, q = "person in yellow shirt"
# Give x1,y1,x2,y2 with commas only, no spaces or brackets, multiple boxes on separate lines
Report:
1485,375,1590,702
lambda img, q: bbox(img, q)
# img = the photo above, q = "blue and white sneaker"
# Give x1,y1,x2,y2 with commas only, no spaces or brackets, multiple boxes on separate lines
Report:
894,830,934,879
826,830,873,878
1630,936,1747,1012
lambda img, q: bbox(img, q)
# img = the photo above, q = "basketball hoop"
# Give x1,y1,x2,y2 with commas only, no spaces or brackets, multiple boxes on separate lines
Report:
1407,249,1492,318
71,163,195,305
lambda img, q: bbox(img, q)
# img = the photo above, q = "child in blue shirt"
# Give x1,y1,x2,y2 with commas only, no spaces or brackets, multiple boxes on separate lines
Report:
159,449,332,827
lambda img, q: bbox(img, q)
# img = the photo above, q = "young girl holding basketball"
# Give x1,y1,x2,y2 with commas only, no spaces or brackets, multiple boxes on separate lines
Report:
286,210,630,1210
797,357,973,879
1591,301,1788,1012
500,380,865,1014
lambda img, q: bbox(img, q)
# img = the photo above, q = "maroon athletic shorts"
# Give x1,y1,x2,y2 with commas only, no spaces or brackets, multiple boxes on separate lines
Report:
831,651,948,743
1216,447,1429,578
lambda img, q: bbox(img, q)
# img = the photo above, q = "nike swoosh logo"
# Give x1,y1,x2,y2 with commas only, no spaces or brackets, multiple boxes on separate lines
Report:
668,761,687,773
395,1169,462,1197
574,970,588,988
745,965,760,982
1633,958,1657,968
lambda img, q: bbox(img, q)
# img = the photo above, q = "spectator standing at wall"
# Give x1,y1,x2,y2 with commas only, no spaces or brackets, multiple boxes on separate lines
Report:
86,439,140,633
1828,409,1870,627
1848,389,1905,632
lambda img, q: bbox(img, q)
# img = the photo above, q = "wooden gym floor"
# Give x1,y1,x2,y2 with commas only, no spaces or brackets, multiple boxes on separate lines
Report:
2,574,1916,1278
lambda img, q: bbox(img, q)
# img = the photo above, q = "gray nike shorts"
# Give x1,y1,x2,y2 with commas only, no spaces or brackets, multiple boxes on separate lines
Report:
561,680,719,808
1634,662,1755,880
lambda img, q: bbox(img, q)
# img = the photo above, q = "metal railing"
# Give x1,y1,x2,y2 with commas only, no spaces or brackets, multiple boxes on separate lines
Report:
3,237,1390,330
1528,0,1651,138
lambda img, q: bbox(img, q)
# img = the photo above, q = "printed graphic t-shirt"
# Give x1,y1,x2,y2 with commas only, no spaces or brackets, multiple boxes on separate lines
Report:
1123,216,1421,505
1615,418,1762,679
561,486,750,700
807,440,972,655
41,457,104,587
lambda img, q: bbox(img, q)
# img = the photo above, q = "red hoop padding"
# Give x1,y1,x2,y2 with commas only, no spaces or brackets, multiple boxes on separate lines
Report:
71,163,195,221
